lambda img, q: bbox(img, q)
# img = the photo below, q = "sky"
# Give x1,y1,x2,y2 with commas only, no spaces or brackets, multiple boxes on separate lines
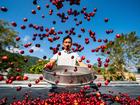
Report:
1,0,140,64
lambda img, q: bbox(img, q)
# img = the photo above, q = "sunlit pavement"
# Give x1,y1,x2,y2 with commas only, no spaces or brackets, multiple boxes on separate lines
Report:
1,74,140,87
1,74,140,104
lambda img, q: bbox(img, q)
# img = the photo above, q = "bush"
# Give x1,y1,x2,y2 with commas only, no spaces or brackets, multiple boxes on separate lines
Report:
102,67,136,81
7,68,24,79
28,60,49,74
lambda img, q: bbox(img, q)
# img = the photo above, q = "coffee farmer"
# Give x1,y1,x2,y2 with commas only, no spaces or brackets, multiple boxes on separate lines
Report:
44,35,90,70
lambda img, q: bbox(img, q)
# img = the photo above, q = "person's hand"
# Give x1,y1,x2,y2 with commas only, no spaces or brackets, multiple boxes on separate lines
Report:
44,62,53,70
88,67,92,71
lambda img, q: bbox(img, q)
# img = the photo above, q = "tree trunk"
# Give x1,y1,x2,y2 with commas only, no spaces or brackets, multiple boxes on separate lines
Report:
0,43,3,52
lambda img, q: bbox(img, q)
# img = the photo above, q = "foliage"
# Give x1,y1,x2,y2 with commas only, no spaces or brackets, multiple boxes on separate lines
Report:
0,49,40,77
93,65,105,75
100,32,140,81
0,19,41,77
0,20,19,50
28,60,49,74
23,55,40,73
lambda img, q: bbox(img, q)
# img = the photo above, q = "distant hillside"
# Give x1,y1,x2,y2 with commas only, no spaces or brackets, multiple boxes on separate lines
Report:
24,55,40,66
0,49,40,73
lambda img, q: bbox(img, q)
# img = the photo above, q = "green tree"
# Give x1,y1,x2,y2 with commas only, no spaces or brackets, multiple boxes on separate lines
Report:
0,20,40,78
123,32,140,65
100,32,140,80
0,20,19,50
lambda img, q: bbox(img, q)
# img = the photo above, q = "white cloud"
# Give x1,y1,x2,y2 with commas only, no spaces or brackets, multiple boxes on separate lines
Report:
6,46,20,53
23,36,30,42
30,46,44,52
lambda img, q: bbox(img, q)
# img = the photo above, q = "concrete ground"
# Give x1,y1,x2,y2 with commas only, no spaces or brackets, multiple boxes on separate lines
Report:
0,74,140,104
0,86,140,104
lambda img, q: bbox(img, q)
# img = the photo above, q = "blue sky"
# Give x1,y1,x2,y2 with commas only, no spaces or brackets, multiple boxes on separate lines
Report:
1,0,140,64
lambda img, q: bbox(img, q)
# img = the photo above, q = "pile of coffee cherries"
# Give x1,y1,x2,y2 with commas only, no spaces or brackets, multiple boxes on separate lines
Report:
1,0,139,105
0,88,140,105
